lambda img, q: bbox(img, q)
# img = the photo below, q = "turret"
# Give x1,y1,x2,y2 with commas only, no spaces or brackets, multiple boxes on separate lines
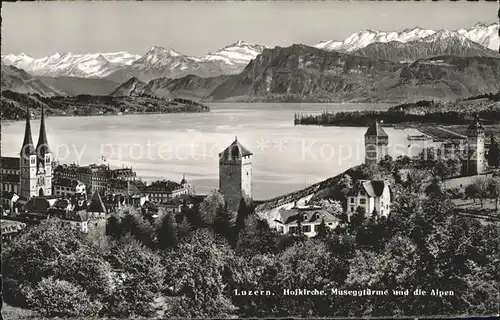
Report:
466,114,486,175
364,120,389,165
218,137,253,213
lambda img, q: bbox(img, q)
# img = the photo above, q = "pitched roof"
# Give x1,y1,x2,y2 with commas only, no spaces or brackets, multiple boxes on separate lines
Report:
36,105,51,159
276,206,339,225
25,197,52,213
365,121,388,137
144,180,183,192
53,178,83,188
20,110,36,157
87,191,107,213
1,157,20,170
219,138,253,160
347,179,389,198
467,114,485,134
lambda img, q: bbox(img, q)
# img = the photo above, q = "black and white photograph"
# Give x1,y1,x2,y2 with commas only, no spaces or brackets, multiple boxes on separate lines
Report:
1,0,499,318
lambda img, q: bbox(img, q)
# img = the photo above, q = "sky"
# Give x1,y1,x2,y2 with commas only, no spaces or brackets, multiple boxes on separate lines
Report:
2,0,498,57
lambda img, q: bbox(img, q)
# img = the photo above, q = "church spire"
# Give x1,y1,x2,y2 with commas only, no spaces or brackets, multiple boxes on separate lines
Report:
36,104,50,164
20,106,35,157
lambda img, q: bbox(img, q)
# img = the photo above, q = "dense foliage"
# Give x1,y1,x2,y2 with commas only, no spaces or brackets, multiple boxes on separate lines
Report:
2,164,498,318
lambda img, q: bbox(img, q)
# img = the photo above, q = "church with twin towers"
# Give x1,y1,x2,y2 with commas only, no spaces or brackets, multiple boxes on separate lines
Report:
19,106,53,198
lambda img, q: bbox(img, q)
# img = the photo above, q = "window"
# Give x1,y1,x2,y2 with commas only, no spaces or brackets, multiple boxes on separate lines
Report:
360,190,365,196
350,198,354,203
350,206,354,212
289,226,298,234
360,198,366,205
302,225,311,233
314,225,320,232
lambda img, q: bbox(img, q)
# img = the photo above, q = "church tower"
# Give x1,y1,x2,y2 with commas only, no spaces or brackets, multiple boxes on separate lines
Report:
466,115,486,175
219,137,252,213
35,105,52,196
19,107,38,198
364,120,389,165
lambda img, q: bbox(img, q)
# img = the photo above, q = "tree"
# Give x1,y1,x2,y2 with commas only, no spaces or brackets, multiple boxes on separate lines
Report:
235,197,250,234
105,236,166,317
349,206,366,234
470,177,490,208
235,215,279,257
315,218,330,239
487,135,499,168
199,190,225,225
487,176,500,210
213,203,234,240
120,213,155,247
2,219,112,307
23,277,102,318
106,213,123,239
162,229,237,318
156,212,178,250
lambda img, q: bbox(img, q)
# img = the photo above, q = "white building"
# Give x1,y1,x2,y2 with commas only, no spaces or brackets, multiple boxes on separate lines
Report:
274,205,340,237
53,178,86,198
346,179,391,217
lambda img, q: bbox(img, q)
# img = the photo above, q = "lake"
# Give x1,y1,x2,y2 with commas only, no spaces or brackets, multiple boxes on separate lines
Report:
2,103,432,200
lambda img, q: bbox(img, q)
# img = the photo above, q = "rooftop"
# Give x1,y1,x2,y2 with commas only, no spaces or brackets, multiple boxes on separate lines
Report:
219,138,253,160
365,121,388,137
1,157,20,170
276,206,339,225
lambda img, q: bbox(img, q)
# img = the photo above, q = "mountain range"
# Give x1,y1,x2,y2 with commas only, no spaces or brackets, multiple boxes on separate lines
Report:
2,23,497,81
1,22,499,104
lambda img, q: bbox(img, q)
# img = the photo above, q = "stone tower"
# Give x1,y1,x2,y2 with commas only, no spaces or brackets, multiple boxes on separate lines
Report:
466,115,486,175
364,120,389,165
19,107,38,198
35,105,52,196
219,137,252,213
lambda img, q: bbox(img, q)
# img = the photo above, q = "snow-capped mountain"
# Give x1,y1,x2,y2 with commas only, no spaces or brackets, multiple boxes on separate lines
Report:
202,40,268,65
105,42,267,82
353,30,499,62
457,23,499,52
2,41,267,82
1,52,141,78
315,23,499,52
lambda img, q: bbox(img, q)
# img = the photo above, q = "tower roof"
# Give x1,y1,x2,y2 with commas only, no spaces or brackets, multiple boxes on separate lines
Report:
365,120,388,137
180,174,187,185
219,137,253,160
87,191,107,213
467,114,485,134
36,105,51,158
20,107,35,157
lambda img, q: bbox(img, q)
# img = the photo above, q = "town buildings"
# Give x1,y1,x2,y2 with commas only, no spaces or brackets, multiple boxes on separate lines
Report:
364,120,389,166
142,177,193,203
219,137,253,213
52,178,87,198
274,204,340,237
346,179,391,217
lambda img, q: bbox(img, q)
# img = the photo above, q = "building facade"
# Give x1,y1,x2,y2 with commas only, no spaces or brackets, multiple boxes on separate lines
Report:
364,121,389,166
466,115,486,175
274,205,340,237
52,178,87,198
53,164,139,195
1,157,21,194
346,179,391,217
142,179,190,203
219,138,253,213
5,106,54,199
